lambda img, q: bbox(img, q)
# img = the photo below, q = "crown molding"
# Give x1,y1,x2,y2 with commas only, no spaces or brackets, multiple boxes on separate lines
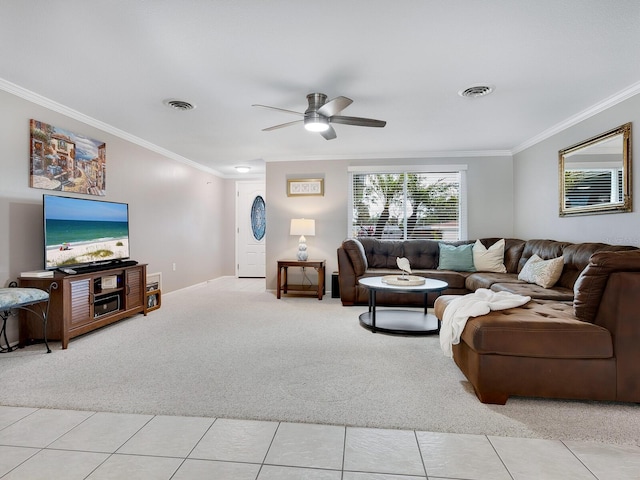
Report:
513,80,640,154
0,77,222,177
5,75,639,168
263,150,512,163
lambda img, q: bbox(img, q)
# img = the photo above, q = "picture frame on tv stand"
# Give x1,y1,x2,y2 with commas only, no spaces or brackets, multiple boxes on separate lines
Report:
146,272,162,291
145,272,162,313
145,289,161,313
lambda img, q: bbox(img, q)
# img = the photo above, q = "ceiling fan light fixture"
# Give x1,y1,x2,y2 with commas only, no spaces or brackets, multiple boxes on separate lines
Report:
304,112,330,132
254,93,385,139
305,120,329,132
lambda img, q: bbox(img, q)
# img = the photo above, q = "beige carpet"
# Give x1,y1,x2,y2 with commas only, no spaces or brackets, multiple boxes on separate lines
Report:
1,277,638,445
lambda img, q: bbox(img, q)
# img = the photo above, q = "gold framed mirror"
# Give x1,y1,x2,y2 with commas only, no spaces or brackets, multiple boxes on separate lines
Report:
559,122,632,216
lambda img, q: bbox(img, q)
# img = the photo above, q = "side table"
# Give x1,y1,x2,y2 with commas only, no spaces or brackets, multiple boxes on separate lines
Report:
277,259,326,300
358,276,448,335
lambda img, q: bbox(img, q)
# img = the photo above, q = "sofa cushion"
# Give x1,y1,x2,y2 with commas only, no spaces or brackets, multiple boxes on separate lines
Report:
403,239,439,269
359,238,404,269
438,243,476,272
518,254,564,288
412,269,469,289
461,301,613,358
342,238,368,276
435,296,612,359
472,238,506,273
518,239,570,272
465,272,521,291
490,282,574,301
503,239,526,273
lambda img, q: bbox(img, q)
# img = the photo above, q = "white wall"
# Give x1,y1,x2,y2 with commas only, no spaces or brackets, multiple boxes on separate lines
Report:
514,93,640,246
264,155,514,291
0,89,236,342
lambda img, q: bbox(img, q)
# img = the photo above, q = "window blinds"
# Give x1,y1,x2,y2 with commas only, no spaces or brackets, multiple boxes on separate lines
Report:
350,171,462,241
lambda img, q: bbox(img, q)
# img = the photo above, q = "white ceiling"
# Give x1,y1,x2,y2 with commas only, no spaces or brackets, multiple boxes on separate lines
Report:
2,1,640,177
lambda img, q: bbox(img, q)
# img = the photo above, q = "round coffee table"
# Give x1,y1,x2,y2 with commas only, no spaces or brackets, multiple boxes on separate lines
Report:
358,276,448,335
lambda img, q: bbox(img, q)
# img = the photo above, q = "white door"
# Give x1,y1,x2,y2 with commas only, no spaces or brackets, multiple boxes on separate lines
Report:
236,181,266,277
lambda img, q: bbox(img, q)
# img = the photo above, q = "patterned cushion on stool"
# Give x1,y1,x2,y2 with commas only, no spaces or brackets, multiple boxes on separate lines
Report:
0,288,49,310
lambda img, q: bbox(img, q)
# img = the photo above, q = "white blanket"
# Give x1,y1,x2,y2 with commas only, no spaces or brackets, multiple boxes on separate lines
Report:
439,288,531,357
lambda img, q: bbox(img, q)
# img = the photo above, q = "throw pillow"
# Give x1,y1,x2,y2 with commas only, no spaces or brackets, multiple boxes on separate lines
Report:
438,243,476,272
518,254,564,288
472,239,507,273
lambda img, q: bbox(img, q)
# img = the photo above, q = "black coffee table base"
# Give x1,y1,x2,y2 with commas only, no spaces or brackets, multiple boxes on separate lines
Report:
359,310,440,335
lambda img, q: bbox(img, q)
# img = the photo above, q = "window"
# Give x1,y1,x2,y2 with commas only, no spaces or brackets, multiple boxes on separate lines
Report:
349,166,466,240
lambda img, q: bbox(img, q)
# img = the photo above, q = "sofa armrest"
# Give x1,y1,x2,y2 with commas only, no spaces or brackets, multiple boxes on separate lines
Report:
574,250,640,322
342,238,368,275
337,247,357,305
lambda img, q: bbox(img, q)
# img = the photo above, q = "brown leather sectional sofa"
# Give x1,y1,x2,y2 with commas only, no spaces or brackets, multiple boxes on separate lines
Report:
337,237,640,404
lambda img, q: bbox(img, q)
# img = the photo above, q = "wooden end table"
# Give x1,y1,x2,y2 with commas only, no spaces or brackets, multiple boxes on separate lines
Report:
277,259,326,300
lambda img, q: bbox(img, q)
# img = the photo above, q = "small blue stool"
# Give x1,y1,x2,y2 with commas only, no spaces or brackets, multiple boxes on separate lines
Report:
0,282,57,353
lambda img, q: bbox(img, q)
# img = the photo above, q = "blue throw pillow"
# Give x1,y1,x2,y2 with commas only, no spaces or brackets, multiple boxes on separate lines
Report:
437,243,476,272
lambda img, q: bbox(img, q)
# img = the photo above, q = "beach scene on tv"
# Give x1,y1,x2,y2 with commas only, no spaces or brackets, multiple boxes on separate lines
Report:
45,196,130,269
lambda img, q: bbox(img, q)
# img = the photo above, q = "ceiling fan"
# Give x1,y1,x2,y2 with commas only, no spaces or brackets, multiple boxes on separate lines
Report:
252,93,386,140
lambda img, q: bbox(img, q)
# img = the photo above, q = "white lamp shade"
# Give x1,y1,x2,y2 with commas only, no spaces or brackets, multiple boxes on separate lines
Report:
290,218,315,236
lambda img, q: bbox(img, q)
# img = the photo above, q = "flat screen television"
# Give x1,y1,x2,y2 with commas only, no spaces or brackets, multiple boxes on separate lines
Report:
43,194,131,270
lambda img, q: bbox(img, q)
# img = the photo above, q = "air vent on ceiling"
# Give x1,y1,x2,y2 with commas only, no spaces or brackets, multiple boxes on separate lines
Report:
458,85,494,98
163,99,196,111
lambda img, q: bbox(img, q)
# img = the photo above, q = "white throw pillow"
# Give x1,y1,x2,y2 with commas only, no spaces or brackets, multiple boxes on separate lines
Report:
472,239,507,273
518,254,564,288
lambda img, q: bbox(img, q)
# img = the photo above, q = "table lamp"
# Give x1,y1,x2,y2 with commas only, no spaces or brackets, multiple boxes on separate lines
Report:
290,218,315,261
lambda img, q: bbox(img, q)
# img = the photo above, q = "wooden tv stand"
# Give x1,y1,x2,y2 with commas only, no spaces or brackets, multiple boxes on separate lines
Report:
19,263,147,349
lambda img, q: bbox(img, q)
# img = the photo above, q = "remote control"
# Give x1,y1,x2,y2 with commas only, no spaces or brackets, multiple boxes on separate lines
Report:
60,267,77,274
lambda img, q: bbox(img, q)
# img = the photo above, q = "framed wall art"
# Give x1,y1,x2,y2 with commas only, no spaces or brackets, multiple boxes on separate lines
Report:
29,119,107,196
287,178,324,196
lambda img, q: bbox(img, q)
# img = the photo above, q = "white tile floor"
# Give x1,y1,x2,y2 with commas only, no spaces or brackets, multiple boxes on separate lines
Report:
0,405,639,479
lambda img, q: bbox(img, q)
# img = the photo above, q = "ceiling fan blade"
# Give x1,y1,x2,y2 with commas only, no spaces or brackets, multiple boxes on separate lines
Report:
320,125,337,140
317,96,353,117
330,115,386,128
262,119,303,131
252,104,304,116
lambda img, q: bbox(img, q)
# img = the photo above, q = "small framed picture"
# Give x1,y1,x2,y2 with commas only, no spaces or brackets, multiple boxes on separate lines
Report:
146,272,162,291
287,178,324,196
145,290,161,313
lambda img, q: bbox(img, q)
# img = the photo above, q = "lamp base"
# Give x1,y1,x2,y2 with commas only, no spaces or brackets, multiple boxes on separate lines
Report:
297,236,308,261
